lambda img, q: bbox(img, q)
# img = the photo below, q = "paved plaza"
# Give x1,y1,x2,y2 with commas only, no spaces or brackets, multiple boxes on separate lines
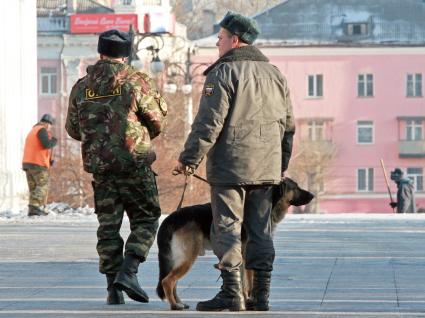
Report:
1,214,425,317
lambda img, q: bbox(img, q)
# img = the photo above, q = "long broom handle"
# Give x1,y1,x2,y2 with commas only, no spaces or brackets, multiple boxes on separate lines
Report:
380,159,395,212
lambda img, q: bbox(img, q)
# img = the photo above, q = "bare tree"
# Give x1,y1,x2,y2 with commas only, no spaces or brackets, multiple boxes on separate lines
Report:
288,140,337,213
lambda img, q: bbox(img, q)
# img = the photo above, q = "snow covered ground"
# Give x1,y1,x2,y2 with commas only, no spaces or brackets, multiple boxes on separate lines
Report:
1,202,425,224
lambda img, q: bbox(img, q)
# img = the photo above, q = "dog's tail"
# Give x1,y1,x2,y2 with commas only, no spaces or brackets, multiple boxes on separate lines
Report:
156,219,174,300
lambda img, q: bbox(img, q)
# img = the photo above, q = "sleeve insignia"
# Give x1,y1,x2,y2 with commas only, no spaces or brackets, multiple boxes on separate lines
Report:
204,83,215,96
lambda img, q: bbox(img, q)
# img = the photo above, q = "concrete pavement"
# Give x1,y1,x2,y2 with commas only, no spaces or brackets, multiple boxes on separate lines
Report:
1,214,425,317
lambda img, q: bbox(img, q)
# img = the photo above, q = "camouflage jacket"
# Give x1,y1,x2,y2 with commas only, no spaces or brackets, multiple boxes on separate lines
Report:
65,59,167,175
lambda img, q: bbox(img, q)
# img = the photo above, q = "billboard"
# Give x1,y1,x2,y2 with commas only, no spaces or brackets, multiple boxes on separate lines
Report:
70,14,138,34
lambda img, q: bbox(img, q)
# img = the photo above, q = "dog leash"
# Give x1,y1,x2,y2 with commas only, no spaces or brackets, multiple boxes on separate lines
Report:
176,174,189,210
173,171,209,211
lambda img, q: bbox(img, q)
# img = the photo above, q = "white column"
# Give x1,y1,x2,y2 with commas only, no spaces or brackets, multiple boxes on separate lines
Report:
0,0,37,212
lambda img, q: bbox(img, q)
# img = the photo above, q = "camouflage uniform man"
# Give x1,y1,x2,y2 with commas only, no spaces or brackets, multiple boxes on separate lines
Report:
175,12,295,311
65,29,167,305
390,168,416,213
22,114,57,216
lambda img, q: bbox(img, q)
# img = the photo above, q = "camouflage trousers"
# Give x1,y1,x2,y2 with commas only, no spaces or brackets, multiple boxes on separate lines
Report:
24,169,50,209
92,166,161,274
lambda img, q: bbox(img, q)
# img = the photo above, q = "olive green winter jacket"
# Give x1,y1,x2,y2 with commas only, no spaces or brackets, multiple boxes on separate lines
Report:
179,45,295,185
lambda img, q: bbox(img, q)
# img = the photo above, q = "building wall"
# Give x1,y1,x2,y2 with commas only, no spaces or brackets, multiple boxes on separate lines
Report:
196,46,425,213
0,0,37,211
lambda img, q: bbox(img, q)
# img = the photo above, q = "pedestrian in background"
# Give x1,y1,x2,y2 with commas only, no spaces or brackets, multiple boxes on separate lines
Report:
390,168,416,213
66,29,167,305
22,114,57,216
174,12,295,312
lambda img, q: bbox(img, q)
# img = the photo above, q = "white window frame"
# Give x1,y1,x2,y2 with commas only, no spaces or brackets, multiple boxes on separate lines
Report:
406,73,422,97
356,120,374,144
308,120,324,141
407,167,423,192
307,74,323,98
40,67,58,96
357,73,374,97
406,119,423,141
357,168,374,192
346,23,368,36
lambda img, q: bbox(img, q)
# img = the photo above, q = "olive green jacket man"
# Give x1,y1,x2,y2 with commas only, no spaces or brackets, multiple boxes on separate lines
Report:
179,45,295,185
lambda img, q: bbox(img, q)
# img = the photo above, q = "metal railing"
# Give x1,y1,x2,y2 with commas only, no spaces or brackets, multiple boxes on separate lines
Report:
37,16,69,33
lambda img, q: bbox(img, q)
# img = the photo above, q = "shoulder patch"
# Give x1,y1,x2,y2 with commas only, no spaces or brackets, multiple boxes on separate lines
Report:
204,83,214,96
85,86,122,100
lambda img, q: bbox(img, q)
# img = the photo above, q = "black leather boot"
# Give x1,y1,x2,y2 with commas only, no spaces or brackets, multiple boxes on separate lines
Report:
196,270,245,311
28,205,48,216
113,254,149,303
246,270,271,311
106,274,124,305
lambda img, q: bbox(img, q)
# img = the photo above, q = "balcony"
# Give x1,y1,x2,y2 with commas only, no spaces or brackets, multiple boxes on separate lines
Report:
38,16,69,33
399,140,425,158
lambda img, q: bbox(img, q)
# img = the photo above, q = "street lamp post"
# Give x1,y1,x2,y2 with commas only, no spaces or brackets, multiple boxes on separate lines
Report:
164,46,209,137
127,24,165,75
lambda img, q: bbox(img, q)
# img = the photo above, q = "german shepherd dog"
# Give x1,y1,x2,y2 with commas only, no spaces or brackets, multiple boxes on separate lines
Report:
156,178,314,310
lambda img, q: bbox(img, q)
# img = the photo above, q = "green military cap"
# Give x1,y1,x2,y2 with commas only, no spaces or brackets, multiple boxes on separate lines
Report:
219,11,260,44
97,29,131,58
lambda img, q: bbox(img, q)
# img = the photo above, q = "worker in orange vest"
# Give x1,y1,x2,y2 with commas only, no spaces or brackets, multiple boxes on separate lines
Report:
22,114,57,216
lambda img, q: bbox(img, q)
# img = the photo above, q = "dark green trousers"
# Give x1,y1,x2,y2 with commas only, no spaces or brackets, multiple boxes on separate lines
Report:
210,185,275,272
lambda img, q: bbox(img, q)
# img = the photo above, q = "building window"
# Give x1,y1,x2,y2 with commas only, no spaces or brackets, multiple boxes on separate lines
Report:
357,120,374,144
357,168,374,192
308,74,323,98
40,67,57,95
406,73,422,97
358,74,374,97
407,167,423,192
345,23,368,36
308,121,324,141
121,0,133,5
406,119,423,141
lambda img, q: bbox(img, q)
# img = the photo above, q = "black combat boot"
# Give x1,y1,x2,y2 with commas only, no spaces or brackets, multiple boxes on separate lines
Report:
246,270,271,311
28,205,48,216
196,270,245,311
106,274,124,305
113,254,149,303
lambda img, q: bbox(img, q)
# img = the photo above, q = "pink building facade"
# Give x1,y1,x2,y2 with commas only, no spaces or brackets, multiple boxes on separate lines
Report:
269,47,425,213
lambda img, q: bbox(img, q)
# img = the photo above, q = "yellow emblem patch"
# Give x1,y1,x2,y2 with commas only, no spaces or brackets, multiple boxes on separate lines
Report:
204,83,214,96
85,86,122,100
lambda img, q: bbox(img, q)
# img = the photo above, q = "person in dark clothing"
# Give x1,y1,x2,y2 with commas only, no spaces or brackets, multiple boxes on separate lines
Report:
22,114,57,216
390,168,416,213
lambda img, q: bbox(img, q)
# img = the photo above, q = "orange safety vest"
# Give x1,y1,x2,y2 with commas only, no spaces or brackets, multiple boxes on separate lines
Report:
22,124,53,169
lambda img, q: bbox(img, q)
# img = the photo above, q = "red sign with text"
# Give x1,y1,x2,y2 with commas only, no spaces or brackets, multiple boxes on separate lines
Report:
70,14,138,34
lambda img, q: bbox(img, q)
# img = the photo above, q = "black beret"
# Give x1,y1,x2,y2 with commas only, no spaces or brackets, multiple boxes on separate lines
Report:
392,168,403,176
97,29,131,58
219,11,260,44
40,113,55,125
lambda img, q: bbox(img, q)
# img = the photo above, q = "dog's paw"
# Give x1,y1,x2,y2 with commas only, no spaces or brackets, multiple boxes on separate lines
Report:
171,302,189,310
